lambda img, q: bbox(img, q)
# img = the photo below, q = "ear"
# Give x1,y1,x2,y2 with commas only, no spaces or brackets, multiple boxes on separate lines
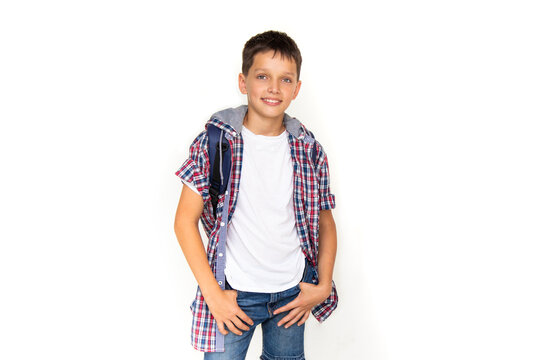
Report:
292,80,302,100
238,73,248,94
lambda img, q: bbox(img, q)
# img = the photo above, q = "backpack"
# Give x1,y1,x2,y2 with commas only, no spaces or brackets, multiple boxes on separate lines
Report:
207,123,317,220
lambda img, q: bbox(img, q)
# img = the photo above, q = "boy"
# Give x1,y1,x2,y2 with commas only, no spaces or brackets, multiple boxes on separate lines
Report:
174,30,338,360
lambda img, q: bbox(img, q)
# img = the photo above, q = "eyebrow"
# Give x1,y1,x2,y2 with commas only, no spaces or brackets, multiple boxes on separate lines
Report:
253,68,296,76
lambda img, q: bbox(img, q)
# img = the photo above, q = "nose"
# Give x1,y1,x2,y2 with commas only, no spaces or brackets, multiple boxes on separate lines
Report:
268,79,280,94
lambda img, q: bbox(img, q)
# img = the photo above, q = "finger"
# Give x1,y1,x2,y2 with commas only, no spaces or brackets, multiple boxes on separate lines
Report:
217,321,228,336
273,299,297,315
297,310,310,326
225,319,243,336
236,308,254,326
231,316,251,331
277,308,300,327
284,310,305,328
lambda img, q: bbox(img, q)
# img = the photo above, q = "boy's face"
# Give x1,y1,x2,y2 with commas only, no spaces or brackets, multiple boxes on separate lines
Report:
239,50,301,123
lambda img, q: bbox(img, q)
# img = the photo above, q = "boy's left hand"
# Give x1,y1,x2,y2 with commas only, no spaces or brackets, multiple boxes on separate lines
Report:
273,282,331,328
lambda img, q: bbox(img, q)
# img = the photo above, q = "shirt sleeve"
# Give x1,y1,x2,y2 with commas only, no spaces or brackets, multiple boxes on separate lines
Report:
181,179,201,196
174,130,210,202
314,141,336,210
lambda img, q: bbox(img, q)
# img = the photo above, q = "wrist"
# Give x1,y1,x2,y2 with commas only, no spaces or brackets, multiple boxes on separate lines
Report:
316,282,332,298
201,284,223,304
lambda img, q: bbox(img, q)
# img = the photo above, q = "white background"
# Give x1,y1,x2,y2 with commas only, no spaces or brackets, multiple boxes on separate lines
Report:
1,1,539,359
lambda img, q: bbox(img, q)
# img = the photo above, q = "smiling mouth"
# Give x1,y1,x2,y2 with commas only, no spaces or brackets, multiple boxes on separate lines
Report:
262,98,282,105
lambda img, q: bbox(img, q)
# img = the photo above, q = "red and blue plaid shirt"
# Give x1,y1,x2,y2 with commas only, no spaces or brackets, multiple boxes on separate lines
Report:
175,105,337,352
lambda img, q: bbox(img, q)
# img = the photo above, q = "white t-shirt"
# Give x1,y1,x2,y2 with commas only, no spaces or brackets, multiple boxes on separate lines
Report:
181,125,305,292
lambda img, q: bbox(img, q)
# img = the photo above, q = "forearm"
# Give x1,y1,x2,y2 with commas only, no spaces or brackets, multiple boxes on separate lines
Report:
174,221,221,301
317,209,337,290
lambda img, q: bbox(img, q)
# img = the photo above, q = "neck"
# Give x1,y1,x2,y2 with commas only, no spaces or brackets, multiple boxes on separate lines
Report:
242,109,286,136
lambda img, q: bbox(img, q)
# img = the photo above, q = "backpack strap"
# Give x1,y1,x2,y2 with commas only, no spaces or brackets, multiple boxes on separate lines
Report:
207,124,232,220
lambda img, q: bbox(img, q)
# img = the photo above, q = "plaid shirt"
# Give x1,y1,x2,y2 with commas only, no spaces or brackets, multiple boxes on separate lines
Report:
175,105,337,352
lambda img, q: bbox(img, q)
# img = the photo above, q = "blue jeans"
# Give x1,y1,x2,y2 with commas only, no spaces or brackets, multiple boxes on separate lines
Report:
204,257,317,360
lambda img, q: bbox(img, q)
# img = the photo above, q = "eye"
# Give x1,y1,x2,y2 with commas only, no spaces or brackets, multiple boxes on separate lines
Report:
256,74,267,80
283,78,292,83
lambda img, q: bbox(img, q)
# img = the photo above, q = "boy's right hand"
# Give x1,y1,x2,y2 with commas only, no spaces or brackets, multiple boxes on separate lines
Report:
205,289,254,336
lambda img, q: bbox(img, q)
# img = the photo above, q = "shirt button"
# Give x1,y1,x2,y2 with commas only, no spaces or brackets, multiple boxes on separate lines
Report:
218,253,223,257
220,222,225,226
225,190,228,195
218,281,222,285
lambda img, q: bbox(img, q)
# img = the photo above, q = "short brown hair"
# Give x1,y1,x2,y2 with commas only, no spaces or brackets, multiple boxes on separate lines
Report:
242,30,302,80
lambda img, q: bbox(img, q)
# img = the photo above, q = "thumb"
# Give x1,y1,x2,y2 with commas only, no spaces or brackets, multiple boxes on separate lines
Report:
217,322,229,336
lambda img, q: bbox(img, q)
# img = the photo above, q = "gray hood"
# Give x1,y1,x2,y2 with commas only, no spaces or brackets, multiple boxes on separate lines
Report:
207,105,305,139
